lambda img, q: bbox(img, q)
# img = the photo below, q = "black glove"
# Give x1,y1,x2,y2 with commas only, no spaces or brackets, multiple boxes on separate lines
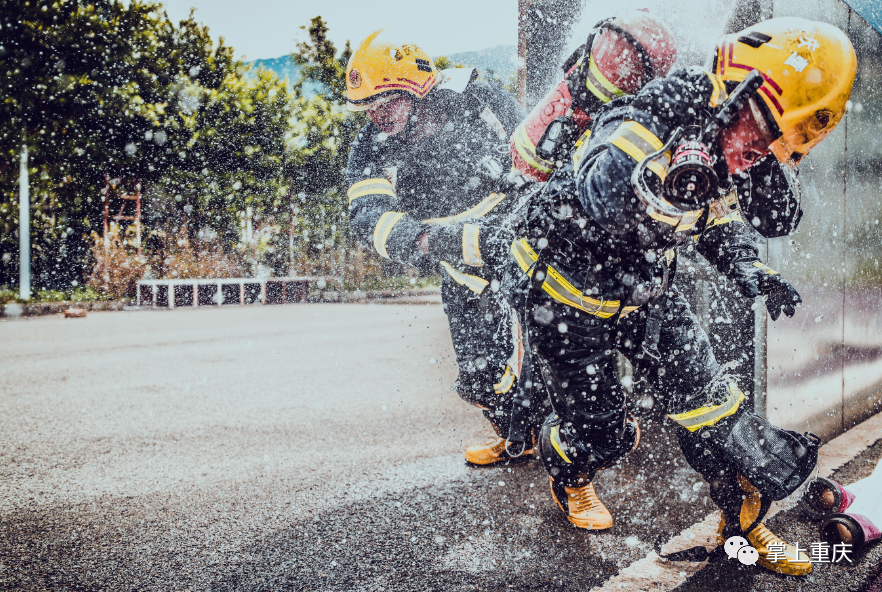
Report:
760,273,802,321
426,222,514,274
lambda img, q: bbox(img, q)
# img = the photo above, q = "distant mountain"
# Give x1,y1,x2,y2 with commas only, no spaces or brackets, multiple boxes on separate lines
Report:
245,44,519,96
443,45,518,80
249,55,302,83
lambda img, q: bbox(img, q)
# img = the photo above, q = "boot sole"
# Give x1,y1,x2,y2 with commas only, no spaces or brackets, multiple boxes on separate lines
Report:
757,557,812,576
465,449,536,466
549,478,613,530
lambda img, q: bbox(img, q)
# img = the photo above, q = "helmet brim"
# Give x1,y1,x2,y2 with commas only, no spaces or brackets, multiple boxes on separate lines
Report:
346,91,405,112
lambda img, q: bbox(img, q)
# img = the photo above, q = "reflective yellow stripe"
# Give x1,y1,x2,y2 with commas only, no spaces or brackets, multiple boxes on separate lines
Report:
422,193,506,225
648,210,681,226
675,209,703,232
439,261,489,294
572,129,593,170
667,383,745,432
665,249,676,266
372,211,405,259
608,121,671,180
705,71,727,108
348,177,395,203
752,262,779,275
510,238,538,275
585,54,627,104
493,364,516,395
550,425,573,463
708,210,743,228
512,123,554,174
462,223,482,267
509,238,624,319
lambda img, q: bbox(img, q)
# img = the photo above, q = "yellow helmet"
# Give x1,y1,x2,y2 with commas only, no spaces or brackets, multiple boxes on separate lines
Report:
346,30,439,112
714,17,856,167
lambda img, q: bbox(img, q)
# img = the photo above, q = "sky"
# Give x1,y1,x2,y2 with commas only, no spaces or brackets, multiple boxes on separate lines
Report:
159,0,519,61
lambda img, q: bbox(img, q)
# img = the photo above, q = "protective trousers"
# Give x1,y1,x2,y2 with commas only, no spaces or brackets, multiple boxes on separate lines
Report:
528,284,748,512
441,274,544,440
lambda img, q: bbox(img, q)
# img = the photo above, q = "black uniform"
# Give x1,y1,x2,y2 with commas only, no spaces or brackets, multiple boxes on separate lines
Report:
504,67,813,536
345,70,537,438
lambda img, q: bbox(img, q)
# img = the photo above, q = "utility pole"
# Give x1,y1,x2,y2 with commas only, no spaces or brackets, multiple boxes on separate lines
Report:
19,140,30,301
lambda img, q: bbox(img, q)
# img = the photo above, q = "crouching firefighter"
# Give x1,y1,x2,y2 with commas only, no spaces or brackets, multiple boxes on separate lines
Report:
502,18,856,575
343,30,547,465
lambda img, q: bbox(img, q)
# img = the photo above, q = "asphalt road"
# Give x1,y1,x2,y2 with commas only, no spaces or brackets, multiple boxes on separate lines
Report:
1,304,880,591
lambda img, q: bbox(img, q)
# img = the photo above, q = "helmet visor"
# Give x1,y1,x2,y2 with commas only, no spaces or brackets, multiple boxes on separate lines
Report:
346,91,404,113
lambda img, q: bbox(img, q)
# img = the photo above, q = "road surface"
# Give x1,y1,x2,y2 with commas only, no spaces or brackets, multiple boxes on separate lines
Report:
1,304,880,591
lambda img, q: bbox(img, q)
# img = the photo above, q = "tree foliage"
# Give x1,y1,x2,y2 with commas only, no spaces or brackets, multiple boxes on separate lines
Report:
0,0,295,289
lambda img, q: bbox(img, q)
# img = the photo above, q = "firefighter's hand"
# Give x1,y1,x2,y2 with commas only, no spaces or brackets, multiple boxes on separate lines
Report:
417,232,429,255
760,275,802,321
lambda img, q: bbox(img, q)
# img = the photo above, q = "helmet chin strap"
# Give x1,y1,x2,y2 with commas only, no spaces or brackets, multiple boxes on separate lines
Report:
399,97,421,142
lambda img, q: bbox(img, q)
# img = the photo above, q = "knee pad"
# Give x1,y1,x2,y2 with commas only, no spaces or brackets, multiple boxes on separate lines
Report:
539,412,639,486
676,393,820,501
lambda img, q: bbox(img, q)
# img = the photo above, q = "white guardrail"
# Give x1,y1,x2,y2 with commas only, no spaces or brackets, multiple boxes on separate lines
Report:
136,277,343,308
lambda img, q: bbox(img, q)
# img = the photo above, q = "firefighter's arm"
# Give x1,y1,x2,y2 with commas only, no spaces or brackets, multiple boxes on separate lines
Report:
575,68,724,235
695,215,801,320
346,135,428,266
467,80,527,137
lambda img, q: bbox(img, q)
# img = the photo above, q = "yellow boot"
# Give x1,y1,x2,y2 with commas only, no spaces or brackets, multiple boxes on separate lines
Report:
549,475,613,530
716,475,812,575
465,437,534,465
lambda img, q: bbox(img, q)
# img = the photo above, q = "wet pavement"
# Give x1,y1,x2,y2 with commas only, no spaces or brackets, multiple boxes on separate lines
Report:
1,304,879,591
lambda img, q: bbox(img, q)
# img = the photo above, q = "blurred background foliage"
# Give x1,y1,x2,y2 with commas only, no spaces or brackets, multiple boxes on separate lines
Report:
0,3,405,300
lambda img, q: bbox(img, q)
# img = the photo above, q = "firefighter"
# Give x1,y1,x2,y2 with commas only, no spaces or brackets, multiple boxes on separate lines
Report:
504,17,856,576
343,19,680,467
343,30,537,464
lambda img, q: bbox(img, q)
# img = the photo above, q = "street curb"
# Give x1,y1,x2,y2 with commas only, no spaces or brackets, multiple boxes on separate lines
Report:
590,411,882,592
0,289,442,318
1,300,131,318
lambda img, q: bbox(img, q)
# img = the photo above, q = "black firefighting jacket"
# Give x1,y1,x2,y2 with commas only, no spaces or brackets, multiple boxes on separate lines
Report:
346,70,526,289
514,67,802,314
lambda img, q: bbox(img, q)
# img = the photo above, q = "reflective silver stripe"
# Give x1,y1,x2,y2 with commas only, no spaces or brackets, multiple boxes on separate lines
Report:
439,261,488,294
372,211,405,259
667,386,745,432
462,224,482,267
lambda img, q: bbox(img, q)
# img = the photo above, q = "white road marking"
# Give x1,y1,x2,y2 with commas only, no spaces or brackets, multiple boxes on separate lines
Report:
590,412,882,592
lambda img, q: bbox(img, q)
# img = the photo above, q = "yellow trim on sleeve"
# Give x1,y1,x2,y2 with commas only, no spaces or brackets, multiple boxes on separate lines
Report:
348,177,395,203
462,223,483,267
372,211,406,259
421,193,506,225
607,121,671,181
439,261,489,294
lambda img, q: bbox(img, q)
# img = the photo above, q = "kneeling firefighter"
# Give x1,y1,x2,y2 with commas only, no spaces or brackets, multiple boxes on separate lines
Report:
343,30,537,465
503,18,855,576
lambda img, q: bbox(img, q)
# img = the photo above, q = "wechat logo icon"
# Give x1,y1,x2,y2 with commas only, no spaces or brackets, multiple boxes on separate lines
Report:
725,536,759,565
